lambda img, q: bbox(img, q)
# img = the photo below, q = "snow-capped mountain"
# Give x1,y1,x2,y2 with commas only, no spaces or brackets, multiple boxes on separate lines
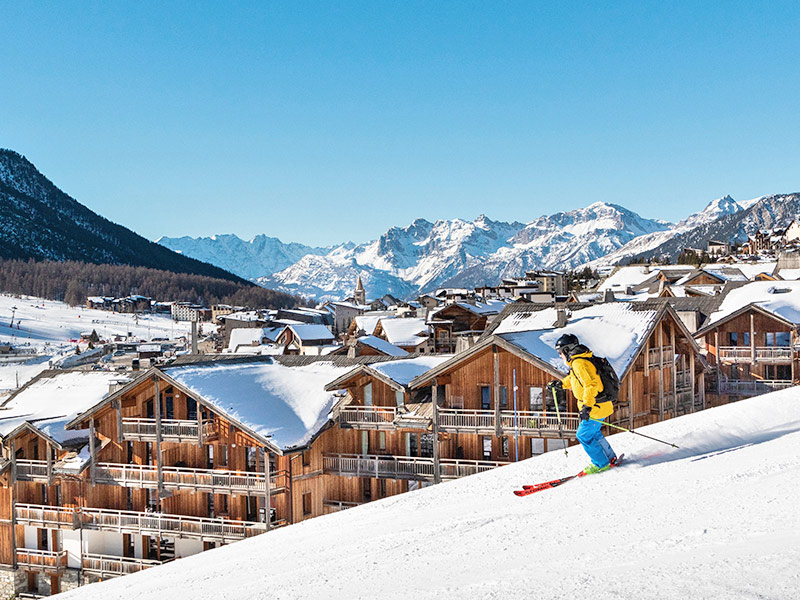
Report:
156,234,333,281
160,203,671,300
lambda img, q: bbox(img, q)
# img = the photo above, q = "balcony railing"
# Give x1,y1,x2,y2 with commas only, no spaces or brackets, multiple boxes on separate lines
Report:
437,408,580,437
499,411,580,437
718,379,793,396
16,460,50,482
15,504,80,530
80,507,267,542
322,500,362,513
647,345,674,369
323,453,508,481
437,408,496,433
95,463,288,495
337,407,397,430
82,553,162,578
121,418,215,443
717,346,793,363
15,548,68,573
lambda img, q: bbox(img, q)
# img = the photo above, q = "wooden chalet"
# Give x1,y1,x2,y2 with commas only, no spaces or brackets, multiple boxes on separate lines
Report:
328,336,409,358
694,281,800,402
276,324,335,355
373,317,430,353
427,300,507,354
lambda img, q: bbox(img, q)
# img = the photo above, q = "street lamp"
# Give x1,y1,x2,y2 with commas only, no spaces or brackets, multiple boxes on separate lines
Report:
10,306,17,328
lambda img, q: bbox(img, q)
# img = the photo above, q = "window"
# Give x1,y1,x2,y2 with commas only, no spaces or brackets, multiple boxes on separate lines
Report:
395,390,404,407
219,494,229,515
378,431,387,451
147,488,157,511
302,450,311,466
31,443,39,461
207,492,215,518
145,399,154,419
766,332,774,346
187,397,197,420
420,434,434,458
361,431,369,456
123,534,135,558
776,332,791,347
501,437,509,457
247,447,258,471
165,394,174,419
362,478,372,502
126,487,134,511
499,386,508,409
206,445,214,469
765,365,792,380
480,386,491,410
529,387,543,411
39,528,48,551
743,332,750,346
482,437,492,460
729,332,738,346
380,479,387,498
531,438,545,456
41,484,48,505
145,442,153,464
126,441,134,464
407,433,418,457
55,485,62,506
363,383,373,406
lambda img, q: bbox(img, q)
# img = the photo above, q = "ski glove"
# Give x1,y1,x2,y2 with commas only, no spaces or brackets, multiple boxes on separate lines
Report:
580,406,591,421
546,380,563,393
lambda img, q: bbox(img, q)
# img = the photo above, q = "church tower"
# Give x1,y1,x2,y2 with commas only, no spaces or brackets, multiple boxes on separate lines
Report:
354,275,366,305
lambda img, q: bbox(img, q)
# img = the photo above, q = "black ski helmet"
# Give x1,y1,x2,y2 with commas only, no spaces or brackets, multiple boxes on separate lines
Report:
555,333,580,356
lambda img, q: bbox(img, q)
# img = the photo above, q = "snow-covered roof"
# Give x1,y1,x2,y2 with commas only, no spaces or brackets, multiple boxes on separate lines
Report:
494,303,661,376
357,336,408,357
777,268,800,281
227,327,285,350
596,266,655,292
379,318,429,347
700,281,800,330
0,371,126,446
368,356,450,386
353,314,395,335
163,361,352,449
284,324,335,342
430,299,509,319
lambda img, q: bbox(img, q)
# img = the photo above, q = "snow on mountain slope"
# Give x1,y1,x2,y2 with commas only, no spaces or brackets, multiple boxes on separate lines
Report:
58,389,800,600
584,195,744,268
156,234,333,281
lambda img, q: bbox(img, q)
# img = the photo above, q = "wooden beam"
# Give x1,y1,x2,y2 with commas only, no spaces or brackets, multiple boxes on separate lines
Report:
627,375,634,429
750,313,756,364
46,440,53,486
89,417,97,487
262,447,272,532
432,380,441,485
197,400,204,448
670,322,677,415
689,347,696,414
10,439,16,570
114,399,123,444
658,323,664,420
493,345,502,437
153,376,164,504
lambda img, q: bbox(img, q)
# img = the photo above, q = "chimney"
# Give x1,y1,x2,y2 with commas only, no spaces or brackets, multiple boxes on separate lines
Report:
191,320,199,354
603,289,616,303
555,307,568,328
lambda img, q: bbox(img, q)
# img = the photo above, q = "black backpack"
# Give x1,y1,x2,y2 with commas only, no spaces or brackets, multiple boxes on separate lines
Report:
580,355,620,404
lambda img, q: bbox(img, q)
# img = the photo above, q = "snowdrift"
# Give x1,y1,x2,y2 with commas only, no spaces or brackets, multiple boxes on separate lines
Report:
59,389,800,600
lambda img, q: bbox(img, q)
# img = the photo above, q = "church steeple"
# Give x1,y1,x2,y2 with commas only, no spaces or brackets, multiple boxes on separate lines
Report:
354,275,366,305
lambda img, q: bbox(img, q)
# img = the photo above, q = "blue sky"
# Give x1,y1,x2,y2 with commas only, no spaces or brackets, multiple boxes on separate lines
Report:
1,1,799,246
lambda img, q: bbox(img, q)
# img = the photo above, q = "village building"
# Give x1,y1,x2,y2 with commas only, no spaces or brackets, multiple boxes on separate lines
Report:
275,324,336,355
427,299,508,354
693,281,800,401
373,317,430,353
170,303,211,323
328,336,409,358
225,327,284,354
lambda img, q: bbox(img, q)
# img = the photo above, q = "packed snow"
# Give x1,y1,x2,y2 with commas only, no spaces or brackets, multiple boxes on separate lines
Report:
703,280,800,327
57,388,800,600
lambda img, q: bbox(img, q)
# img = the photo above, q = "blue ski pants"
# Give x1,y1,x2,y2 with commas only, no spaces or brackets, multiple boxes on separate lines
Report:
576,418,616,468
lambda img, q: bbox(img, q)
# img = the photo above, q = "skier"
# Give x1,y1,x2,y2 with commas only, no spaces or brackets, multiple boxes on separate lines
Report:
548,333,617,474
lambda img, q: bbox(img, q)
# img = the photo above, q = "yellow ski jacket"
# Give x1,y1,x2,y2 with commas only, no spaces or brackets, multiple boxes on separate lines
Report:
561,350,614,420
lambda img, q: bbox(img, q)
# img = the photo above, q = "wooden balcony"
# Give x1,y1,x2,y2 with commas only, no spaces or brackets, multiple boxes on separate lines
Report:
121,418,216,443
437,408,496,434
15,548,68,574
82,553,162,578
718,379,793,396
15,504,80,530
499,411,580,438
322,500,362,514
437,408,580,438
323,453,508,481
80,507,267,543
647,345,674,369
16,460,50,482
95,463,288,495
717,346,793,363
337,407,397,430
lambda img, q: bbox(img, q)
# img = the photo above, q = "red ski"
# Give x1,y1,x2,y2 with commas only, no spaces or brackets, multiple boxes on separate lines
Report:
513,455,624,497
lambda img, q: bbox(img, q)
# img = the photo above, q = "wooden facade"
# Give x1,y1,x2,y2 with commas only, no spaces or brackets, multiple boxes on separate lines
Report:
696,305,798,403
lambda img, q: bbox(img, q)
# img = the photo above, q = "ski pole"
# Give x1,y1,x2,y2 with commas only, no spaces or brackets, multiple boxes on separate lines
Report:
551,387,568,457
591,417,679,448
